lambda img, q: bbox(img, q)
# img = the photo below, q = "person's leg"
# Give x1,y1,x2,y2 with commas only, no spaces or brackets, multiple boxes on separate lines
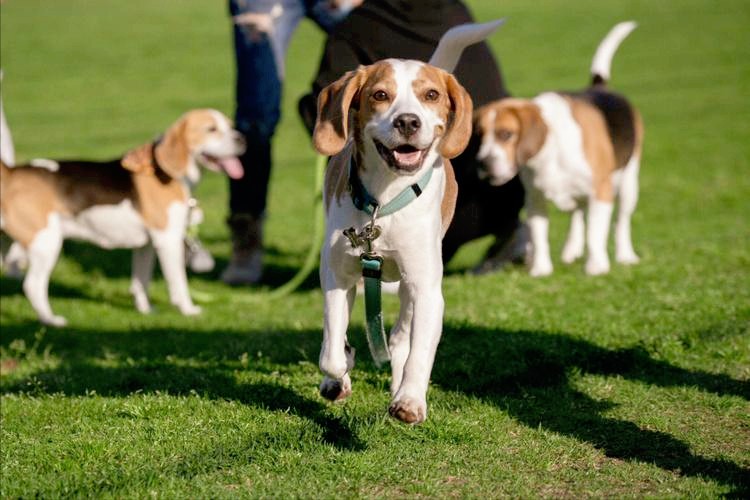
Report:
223,0,304,285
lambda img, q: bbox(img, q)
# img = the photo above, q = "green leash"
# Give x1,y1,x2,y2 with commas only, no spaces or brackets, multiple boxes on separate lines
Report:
266,154,327,299
344,160,434,366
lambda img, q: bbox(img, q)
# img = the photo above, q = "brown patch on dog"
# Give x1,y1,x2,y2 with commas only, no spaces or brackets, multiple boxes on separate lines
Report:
567,96,617,202
475,99,548,172
121,143,155,174
633,108,644,160
154,118,190,179
314,65,377,156
570,88,637,169
415,65,473,159
324,142,355,211
132,169,187,230
440,159,457,236
0,164,64,246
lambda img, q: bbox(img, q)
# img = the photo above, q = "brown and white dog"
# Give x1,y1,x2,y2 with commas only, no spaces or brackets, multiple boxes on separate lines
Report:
0,109,245,326
312,22,501,423
475,22,643,276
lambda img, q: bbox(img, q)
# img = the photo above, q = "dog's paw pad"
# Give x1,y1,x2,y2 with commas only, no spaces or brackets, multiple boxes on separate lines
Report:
389,399,425,424
319,378,351,401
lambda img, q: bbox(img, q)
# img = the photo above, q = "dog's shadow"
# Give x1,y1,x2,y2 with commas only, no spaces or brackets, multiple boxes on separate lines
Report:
0,323,748,493
433,325,750,494
45,240,321,292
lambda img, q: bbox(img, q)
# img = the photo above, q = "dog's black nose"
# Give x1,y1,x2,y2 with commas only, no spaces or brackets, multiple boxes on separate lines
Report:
393,113,421,137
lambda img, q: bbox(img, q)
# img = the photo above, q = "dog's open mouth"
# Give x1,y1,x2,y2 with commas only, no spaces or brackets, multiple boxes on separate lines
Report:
199,153,244,179
375,140,428,173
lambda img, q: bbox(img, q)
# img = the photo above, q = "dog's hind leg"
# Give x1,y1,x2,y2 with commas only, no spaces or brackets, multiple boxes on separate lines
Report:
585,199,614,275
130,244,155,313
561,207,585,264
23,216,66,326
615,154,640,265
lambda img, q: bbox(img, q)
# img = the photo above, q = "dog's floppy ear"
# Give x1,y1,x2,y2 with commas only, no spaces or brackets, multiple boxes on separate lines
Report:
313,68,365,156
154,117,190,178
121,143,155,174
514,103,547,166
439,72,474,159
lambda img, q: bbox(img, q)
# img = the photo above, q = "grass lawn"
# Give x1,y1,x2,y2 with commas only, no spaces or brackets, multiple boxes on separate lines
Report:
1,0,749,497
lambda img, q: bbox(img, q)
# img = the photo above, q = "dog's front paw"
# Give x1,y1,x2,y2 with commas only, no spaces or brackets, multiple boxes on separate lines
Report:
319,375,352,401
389,396,427,424
585,257,610,275
41,315,67,327
178,303,202,316
529,262,553,277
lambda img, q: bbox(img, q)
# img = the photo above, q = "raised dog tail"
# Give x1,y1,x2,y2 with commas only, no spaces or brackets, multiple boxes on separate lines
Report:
590,21,637,86
429,19,506,73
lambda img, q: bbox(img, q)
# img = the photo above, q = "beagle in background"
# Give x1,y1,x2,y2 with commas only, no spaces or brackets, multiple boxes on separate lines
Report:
313,21,501,424
475,21,643,276
0,109,245,326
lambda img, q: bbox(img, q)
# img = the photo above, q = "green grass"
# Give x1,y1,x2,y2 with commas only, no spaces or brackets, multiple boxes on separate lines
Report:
1,0,749,497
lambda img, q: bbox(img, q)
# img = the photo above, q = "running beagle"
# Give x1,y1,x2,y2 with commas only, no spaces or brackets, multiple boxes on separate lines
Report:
475,22,643,276
0,109,245,326
313,22,501,423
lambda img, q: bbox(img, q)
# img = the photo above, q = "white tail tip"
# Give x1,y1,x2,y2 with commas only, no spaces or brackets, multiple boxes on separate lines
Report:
590,21,637,83
429,19,506,73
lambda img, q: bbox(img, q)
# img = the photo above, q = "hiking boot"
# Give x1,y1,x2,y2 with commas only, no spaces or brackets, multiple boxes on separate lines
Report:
221,213,264,285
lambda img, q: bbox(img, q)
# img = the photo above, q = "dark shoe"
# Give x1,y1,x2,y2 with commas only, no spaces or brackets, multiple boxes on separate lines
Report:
221,213,264,285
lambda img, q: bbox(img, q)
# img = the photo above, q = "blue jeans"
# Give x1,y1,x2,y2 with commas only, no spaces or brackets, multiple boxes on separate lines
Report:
228,0,346,217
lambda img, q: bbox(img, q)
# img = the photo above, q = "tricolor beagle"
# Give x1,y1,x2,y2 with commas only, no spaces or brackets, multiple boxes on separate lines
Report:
0,109,245,326
312,22,500,424
475,22,643,276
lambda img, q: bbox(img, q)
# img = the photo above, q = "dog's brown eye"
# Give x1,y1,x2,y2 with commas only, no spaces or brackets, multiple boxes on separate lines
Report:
425,89,440,101
207,126,218,133
372,90,389,102
497,129,514,141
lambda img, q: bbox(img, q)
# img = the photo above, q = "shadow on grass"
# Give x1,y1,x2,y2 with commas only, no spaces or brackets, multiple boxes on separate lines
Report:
0,322,361,452
31,241,321,292
0,322,747,492
434,326,750,495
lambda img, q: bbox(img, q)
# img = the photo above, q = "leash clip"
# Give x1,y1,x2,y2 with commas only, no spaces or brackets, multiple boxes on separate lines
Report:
343,206,382,255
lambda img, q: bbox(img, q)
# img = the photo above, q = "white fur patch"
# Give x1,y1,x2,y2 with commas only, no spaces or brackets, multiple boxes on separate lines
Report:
61,200,149,249
526,92,593,211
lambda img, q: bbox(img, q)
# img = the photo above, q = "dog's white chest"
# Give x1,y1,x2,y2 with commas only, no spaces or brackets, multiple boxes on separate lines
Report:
61,200,149,249
528,93,593,211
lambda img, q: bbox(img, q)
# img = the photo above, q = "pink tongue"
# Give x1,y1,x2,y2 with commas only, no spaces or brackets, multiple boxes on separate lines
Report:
393,149,421,165
219,157,244,179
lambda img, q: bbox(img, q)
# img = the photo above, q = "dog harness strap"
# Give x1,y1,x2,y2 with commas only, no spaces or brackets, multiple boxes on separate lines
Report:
360,255,390,367
348,159,433,217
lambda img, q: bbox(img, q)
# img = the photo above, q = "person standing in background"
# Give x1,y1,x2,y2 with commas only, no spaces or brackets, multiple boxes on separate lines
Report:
223,0,362,285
